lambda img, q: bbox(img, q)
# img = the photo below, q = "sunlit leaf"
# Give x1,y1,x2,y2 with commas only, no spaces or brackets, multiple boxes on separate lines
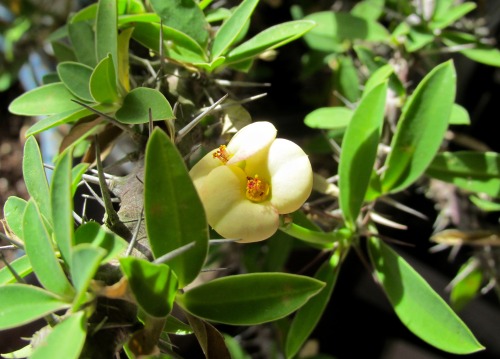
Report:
149,0,209,47
9,83,82,116
368,237,484,354
3,196,27,240
339,82,387,229
74,221,128,263
442,31,500,67
50,149,74,264
450,258,483,312
211,0,259,59
23,200,74,298
57,62,94,102
115,88,174,124
144,128,208,287
0,284,70,330
304,107,353,130
89,54,119,104
30,312,86,359
449,104,470,125
381,61,456,193
178,273,325,325
226,20,315,64
96,0,118,71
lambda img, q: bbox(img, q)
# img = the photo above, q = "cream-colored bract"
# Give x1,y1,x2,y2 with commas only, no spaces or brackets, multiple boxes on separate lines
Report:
189,121,313,243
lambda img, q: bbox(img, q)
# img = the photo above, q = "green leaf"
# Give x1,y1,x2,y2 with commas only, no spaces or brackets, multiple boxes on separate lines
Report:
431,2,476,30
71,244,106,310
334,55,360,103
163,315,193,335
381,61,456,193
74,221,127,263
23,137,51,222
30,312,86,359
368,237,484,354
211,0,259,59
426,151,500,198
3,196,27,240
144,128,208,287
339,82,387,229
71,163,90,197
70,3,97,23
442,31,500,67
432,0,454,20
0,284,70,330
0,256,32,285
205,8,232,23
25,107,99,137
9,82,82,116
449,104,470,125
89,54,119,104
57,62,94,102
302,12,388,53
149,0,209,47
405,26,434,52
51,41,77,63
285,251,343,359
469,195,500,212
96,0,118,71
226,20,316,64
69,21,97,67
304,107,353,130
120,257,178,318
23,200,74,298
115,88,174,124
130,22,207,63
178,273,325,325
51,150,74,264
351,0,385,20
363,64,393,95
450,258,482,312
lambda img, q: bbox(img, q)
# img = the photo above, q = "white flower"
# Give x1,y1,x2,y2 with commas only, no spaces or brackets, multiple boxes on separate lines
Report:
190,122,313,243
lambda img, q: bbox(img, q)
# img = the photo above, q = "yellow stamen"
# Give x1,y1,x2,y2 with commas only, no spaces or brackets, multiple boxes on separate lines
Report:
246,175,270,202
213,145,231,163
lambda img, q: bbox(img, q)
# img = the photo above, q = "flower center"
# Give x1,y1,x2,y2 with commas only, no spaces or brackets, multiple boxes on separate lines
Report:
213,145,231,163
246,175,270,202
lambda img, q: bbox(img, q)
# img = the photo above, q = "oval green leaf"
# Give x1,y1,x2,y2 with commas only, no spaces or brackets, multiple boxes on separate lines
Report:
304,107,353,130
226,20,316,64
449,104,470,125
68,21,97,67
144,128,208,287
23,200,74,298
74,221,128,263
57,62,94,102
25,107,99,137
89,54,119,104
23,136,51,223
149,0,209,47
51,150,74,264
71,244,107,310
3,196,27,240
211,0,259,59
450,258,482,312
30,311,86,359
368,237,484,354
426,151,500,198
115,87,174,124
0,284,70,330
120,257,178,318
178,273,325,325
285,251,343,359
9,83,82,116
96,0,118,70
302,12,388,52
339,82,387,229
381,61,456,193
